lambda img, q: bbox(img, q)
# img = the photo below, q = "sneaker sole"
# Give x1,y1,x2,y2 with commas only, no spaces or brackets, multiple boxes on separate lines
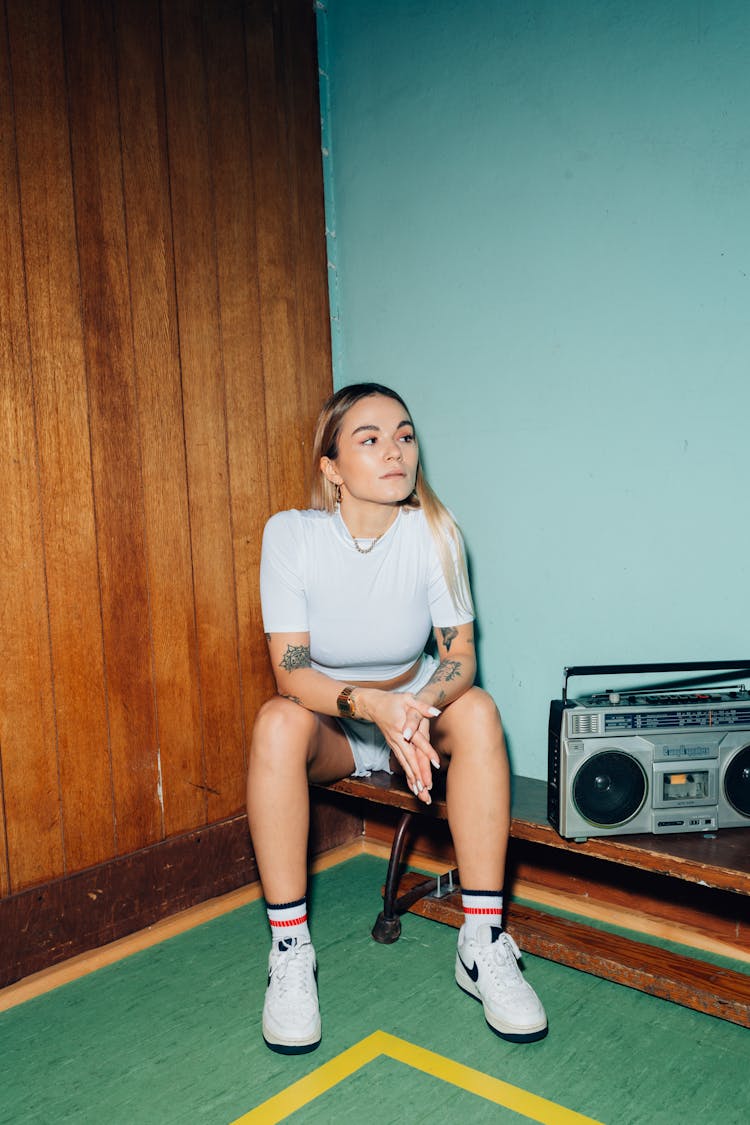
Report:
455,962,548,1044
263,1032,321,1056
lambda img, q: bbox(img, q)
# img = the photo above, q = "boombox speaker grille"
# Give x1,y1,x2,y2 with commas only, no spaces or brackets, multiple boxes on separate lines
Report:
725,745,750,817
573,750,648,827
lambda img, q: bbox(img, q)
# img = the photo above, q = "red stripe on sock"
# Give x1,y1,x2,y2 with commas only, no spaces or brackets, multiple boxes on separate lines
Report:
463,907,503,915
270,914,308,927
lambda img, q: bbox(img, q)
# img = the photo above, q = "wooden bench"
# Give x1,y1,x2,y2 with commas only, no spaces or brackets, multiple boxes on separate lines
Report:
314,772,750,1028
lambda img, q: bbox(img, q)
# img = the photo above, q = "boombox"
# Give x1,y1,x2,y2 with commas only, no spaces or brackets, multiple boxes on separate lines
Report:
548,661,750,840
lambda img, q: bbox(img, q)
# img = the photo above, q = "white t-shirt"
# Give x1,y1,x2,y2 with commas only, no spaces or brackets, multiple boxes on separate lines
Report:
260,506,473,682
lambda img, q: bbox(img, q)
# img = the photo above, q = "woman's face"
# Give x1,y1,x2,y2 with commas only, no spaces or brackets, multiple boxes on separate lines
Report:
321,394,419,507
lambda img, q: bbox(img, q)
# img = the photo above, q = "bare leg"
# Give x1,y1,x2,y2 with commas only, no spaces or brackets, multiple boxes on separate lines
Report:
428,690,547,1043
246,697,355,903
431,687,511,889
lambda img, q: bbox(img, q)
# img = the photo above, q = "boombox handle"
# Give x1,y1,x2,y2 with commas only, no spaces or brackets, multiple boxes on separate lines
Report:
562,661,750,704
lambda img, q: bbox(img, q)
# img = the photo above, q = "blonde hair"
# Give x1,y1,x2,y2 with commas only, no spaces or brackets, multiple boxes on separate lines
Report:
311,383,473,617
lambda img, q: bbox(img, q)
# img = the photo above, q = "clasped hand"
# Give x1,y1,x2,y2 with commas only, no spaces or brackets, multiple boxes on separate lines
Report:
357,690,441,804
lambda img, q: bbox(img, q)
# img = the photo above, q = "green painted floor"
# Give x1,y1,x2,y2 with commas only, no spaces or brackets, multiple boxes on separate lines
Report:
0,854,747,1124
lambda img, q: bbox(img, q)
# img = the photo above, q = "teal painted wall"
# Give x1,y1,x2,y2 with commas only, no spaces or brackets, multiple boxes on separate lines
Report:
318,0,750,779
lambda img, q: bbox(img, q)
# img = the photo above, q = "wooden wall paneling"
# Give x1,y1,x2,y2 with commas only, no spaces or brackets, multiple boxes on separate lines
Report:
161,0,246,821
115,0,206,836
203,0,275,748
0,9,60,894
63,0,161,854
278,0,333,437
0,0,336,924
7,0,114,877
245,0,311,508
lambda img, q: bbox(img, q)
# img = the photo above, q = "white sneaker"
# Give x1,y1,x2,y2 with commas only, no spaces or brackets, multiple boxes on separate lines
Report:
262,937,322,1054
455,924,548,1042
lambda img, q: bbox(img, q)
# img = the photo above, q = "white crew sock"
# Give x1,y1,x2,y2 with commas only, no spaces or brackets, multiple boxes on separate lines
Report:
266,896,311,948
461,888,504,941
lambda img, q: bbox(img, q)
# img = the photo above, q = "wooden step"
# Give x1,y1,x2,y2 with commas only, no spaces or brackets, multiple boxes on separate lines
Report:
394,871,750,1028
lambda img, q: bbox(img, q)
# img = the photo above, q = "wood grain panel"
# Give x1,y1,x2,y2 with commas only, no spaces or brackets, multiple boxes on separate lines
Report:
115,0,206,835
161,0,245,821
64,0,161,853
1,0,333,939
245,0,308,507
0,12,60,893
203,0,275,749
278,0,332,456
7,0,114,877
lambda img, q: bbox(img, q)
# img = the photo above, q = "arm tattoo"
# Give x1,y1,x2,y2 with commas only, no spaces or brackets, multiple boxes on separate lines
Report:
279,644,312,672
432,659,462,683
439,626,458,652
280,693,304,706
265,633,272,643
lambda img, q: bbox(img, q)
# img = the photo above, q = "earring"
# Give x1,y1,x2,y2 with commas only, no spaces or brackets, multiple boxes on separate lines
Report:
336,484,342,504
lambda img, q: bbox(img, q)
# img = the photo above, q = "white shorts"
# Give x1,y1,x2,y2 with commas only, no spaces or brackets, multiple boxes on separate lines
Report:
337,654,439,777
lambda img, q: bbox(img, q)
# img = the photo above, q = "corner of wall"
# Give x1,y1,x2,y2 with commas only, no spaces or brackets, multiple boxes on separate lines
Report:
314,2,344,385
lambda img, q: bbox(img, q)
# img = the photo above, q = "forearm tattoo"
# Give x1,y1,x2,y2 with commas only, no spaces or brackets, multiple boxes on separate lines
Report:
431,659,462,683
439,626,458,652
279,644,312,672
280,693,304,706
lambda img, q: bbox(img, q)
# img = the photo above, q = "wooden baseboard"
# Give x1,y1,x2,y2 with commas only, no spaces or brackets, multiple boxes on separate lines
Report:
0,815,256,990
0,839,366,1013
3,827,747,1019
0,796,361,990
4,788,746,1015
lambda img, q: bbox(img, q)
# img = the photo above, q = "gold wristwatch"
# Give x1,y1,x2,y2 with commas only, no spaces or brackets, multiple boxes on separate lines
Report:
336,685,357,719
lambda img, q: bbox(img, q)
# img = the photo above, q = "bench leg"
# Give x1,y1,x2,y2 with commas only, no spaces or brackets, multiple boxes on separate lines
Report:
371,810,413,943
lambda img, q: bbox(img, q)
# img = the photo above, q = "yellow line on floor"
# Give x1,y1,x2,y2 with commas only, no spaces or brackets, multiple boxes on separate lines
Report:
231,1030,604,1124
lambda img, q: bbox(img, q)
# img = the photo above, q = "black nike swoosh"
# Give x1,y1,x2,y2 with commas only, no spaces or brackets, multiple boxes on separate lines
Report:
458,953,479,983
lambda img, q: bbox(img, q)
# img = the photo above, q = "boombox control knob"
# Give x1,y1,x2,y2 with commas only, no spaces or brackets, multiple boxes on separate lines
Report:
608,692,621,704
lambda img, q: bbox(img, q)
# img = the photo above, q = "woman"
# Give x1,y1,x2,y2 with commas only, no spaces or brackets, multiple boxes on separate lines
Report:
247,383,547,1054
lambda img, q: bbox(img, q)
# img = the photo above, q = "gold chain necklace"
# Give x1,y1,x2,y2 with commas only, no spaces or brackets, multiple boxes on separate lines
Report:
339,504,396,554
351,533,381,555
